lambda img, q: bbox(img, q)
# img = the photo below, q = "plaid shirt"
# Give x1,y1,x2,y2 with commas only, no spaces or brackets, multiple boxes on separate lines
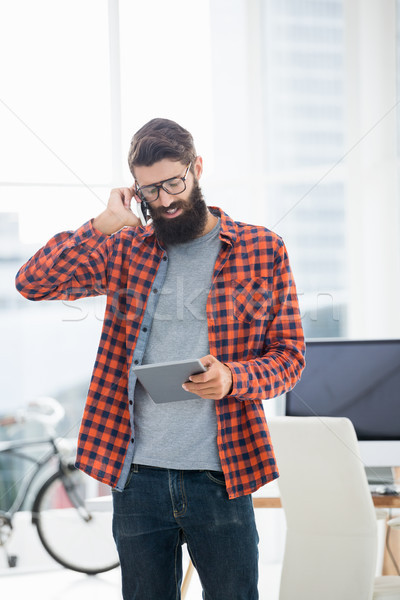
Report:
16,207,305,499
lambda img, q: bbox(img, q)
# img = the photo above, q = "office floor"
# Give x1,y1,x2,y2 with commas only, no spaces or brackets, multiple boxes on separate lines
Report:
0,562,282,600
0,567,121,600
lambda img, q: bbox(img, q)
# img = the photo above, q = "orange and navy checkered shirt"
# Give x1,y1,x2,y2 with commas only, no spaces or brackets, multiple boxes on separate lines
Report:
16,207,305,499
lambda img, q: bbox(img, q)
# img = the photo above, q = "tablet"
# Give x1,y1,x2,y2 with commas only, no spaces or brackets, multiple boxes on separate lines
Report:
132,358,208,403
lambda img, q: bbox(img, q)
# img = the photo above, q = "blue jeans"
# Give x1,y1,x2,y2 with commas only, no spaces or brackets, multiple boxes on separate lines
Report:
112,464,259,600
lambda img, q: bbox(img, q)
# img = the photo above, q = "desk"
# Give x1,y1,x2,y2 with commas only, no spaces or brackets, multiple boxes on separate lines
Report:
252,494,400,509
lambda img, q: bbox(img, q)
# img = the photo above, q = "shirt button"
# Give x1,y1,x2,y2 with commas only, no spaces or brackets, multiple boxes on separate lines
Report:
131,438,134,443
134,359,139,365
163,256,168,261
129,400,133,405
153,288,158,294
143,327,148,332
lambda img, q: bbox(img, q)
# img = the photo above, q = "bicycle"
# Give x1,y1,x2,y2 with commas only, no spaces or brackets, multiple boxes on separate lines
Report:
0,397,119,575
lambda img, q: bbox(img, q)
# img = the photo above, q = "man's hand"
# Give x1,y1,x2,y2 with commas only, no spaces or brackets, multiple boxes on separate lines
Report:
182,354,233,400
93,187,142,235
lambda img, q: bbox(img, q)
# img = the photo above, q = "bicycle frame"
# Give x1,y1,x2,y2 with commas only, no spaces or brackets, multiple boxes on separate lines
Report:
0,438,62,520
0,432,119,574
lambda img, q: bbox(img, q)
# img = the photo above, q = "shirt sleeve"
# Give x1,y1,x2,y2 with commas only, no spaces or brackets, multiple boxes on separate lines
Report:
15,220,111,301
226,239,305,401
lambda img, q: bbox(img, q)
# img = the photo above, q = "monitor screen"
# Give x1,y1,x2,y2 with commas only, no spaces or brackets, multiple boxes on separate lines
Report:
285,339,400,441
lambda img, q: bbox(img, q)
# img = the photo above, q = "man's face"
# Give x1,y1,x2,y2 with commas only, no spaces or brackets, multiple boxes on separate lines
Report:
134,158,208,246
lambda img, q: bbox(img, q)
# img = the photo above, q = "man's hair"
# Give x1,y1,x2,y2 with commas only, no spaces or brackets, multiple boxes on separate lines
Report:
128,118,197,176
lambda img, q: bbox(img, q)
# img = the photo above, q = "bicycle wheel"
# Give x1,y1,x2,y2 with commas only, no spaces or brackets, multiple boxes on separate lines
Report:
33,468,119,574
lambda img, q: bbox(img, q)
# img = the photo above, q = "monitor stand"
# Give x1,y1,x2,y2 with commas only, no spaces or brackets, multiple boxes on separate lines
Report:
365,466,400,496
365,466,395,485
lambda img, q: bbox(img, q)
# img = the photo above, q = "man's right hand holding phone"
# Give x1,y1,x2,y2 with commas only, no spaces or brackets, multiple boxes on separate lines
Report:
93,187,144,235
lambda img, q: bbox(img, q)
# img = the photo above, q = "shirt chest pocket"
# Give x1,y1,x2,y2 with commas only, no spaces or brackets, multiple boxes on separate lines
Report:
233,278,272,323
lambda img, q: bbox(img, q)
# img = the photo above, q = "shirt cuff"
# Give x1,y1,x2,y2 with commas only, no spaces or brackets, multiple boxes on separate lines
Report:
224,361,249,398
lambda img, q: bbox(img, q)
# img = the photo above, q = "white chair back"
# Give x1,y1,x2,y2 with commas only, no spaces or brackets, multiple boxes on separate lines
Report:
268,416,378,600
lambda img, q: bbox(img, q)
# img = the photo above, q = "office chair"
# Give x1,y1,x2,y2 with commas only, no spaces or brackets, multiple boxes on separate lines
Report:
267,416,400,600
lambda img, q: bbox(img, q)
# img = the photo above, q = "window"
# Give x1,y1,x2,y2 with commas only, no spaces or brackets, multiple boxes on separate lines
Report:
0,0,212,418
260,0,346,337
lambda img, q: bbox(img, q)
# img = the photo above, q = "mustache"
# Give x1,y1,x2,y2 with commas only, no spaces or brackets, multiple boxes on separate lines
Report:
150,200,185,218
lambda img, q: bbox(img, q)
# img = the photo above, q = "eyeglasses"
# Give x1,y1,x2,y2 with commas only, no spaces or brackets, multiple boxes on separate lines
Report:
135,163,192,204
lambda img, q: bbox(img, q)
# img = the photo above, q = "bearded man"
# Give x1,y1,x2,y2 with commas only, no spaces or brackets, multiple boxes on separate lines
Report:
16,118,305,600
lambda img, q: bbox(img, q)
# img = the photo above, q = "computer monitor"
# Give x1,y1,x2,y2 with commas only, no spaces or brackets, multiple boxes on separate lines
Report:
285,339,400,467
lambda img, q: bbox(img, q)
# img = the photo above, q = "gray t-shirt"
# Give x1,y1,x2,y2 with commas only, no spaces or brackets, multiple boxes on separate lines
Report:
132,219,223,470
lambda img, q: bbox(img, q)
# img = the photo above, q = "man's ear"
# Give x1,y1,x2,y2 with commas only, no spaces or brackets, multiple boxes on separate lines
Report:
194,156,203,179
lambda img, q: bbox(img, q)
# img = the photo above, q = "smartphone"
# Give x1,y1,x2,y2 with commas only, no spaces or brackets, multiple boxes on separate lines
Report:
136,199,150,226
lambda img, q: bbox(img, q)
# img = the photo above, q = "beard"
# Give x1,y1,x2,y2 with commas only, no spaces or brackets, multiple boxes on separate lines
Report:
148,179,209,246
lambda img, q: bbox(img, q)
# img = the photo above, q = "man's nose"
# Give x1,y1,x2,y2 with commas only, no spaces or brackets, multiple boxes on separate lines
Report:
158,187,173,207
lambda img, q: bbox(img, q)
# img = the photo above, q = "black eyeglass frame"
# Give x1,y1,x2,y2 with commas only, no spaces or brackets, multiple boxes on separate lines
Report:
135,162,192,204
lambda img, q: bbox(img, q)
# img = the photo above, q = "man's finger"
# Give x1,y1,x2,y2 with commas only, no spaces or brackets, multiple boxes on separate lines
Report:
188,370,210,383
182,381,221,399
